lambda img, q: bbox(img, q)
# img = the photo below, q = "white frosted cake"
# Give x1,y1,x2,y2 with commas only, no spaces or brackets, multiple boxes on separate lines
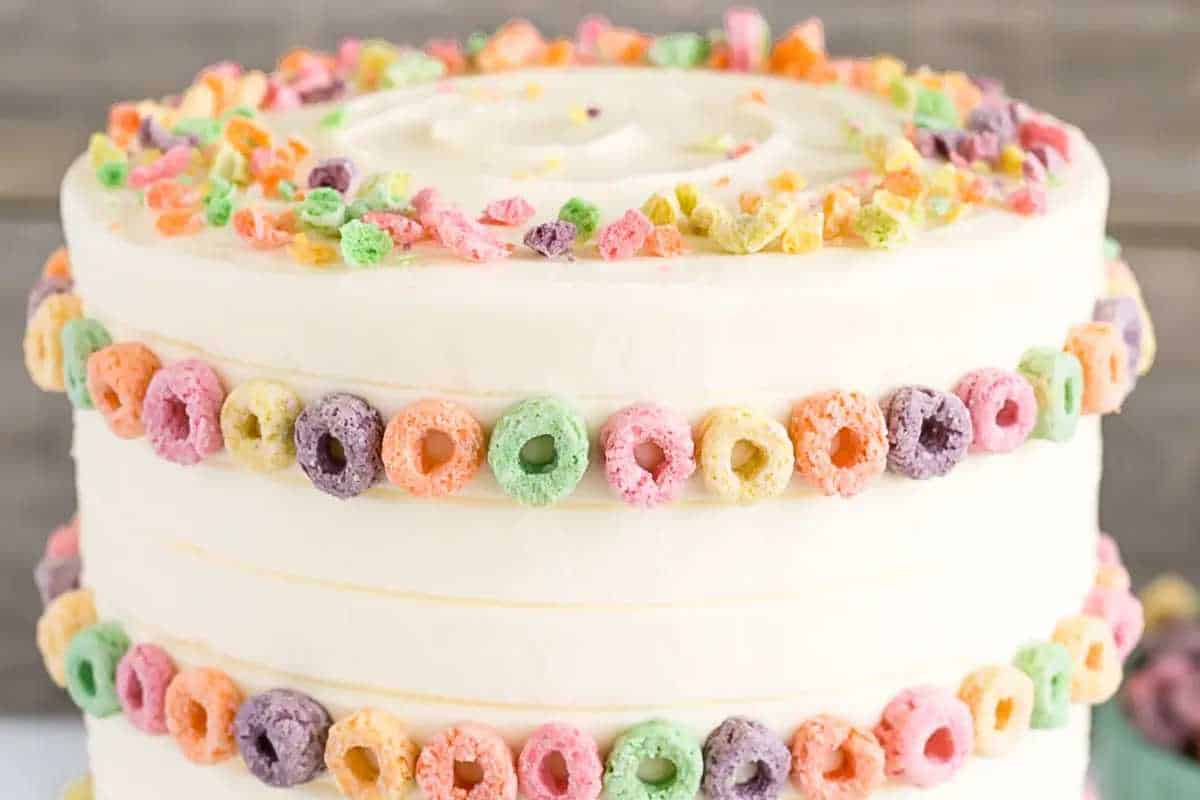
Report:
26,9,1157,800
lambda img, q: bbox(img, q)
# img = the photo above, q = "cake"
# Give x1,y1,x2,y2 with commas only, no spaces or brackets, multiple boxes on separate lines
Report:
24,8,1158,800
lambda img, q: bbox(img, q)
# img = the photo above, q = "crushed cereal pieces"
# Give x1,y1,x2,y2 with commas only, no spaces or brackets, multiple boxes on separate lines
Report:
643,224,687,257
675,183,699,217
288,232,339,266
641,193,677,226
339,219,394,267
780,211,824,254
595,209,653,261
362,211,424,247
710,199,797,254
768,170,807,194
822,187,861,239
233,207,294,249
524,220,577,259
155,209,204,237
738,191,763,214
481,196,536,226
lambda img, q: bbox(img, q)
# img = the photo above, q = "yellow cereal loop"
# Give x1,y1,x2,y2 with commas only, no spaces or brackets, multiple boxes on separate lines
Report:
641,193,677,226
61,775,93,800
958,665,1035,757
709,199,797,254
688,196,729,236
178,82,217,120
219,379,304,472
1139,573,1199,632
326,708,419,800
780,211,824,254
88,134,125,170
36,589,97,688
1051,614,1122,704
25,293,83,391
697,406,793,503
675,183,700,217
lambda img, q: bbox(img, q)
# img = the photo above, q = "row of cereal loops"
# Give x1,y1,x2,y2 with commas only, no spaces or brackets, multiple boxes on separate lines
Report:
24,257,1151,509
35,573,1136,798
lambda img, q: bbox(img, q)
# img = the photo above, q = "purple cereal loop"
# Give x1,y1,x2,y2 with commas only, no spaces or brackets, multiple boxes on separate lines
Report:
966,103,1015,146
235,688,333,787
953,368,1037,453
1093,297,1143,379
141,359,226,465
883,386,972,480
307,157,357,195
27,275,74,321
116,643,177,734
139,115,197,152
294,392,384,499
34,554,81,606
299,76,346,104
702,717,791,800
956,131,1000,164
1123,653,1199,748
517,722,602,800
599,402,696,508
524,221,577,259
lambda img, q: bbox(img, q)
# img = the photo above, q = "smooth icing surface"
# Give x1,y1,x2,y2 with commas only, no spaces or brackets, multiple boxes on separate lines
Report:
63,65,1111,799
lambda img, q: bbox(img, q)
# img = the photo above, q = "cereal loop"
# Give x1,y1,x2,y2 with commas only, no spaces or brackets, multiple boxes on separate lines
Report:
1093,297,1143,378
1064,322,1129,414
116,642,177,734
697,407,792,503
64,621,130,718
1013,642,1073,730
789,391,888,497
36,589,97,687
599,403,696,508
60,319,112,410
789,715,885,800
87,343,162,439
1140,574,1200,632
882,386,971,479
24,293,83,391
603,720,702,800
1082,585,1145,660
235,688,333,787
873,686,973,788
517,722,603,800
234,206,294,249
220,379,303,472
1051,614,1122,704
488,397,589,507
43,247,72,280
416,723,517,800
702,717,791,800
294,393,385,499
382,399,485,498
326,708,419,800
142,359,226,465
165,666,245,764
957,665,1035,756
1017,347,1084,442
952,368,1037,453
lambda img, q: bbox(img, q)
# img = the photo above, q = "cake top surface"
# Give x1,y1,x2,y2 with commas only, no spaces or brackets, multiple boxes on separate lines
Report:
65,7,1100,280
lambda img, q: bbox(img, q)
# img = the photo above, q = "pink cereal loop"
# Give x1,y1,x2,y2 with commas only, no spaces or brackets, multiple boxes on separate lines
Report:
417,723,517,800
481,197,536,226
116,643,177,734
724,7,769,72
517,722,602,800
363,212,425,246
142,359,226,465
45,515,80,559
788,390,888,497
382,399,485,498
874,686,973,788
599,402,696,508
129,145,193,189
164,666,244,764
790,715,885,800
1097,532,1122,567
1083,584,1145,660
952,368,1037,453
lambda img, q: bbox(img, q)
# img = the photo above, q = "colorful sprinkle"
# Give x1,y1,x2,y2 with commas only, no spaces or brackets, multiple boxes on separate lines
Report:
1017,347,1084,442
219,379,302,472
696,406,793,503
1064,322,1129,414
235,689,332,787
789,391,888,497
603,720,702,800
517,722,603,800
64,621,129,717
87,342,162,439
24,293,82,392
599,402,695,508
1051,614,1122,704
416,723,517,800
957,665,1034,756
116,643,177,734
488,396,589,507
36,589,96,687
382,399,485,498
165,667,245,764
952,368,1038,453
883,386,972,479
702,717,791,800
789,715,885,800
142,359,226,466
873,686,973,787
326,708,419,800
294,393,385,500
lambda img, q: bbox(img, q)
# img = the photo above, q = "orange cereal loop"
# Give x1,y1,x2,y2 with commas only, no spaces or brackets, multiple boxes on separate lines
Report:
107,102,141,149
164,667,243,764
382,399,485,498
326,708,419,800
287,135,312,161
24,293,83,391
882,168,925,200
155,209,204,237
1052,614,1123,704
1065,322,1130,415
789,390,888,497
42,247,72,280
86,342,162,439
542,39,576,67
596,28,650,64
477,20,547,72
224,116,273,156
145,181,202,212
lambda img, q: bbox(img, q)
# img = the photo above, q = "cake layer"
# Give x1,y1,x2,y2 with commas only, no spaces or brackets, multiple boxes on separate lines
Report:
85,711,1090,800
77,409,1101,734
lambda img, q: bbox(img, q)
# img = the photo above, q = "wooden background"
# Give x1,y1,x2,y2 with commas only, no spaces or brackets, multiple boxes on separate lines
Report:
2,0,1198,714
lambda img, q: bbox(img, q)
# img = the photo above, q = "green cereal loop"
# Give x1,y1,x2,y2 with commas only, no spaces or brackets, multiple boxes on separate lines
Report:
558,198,601,242
914,87,958,130
465,32,488,56
382,52,446,88
1018,347,1084,442
60,318,112,410
487,396,589,507
339,220,393,267
1103,235,1122,262
603,720,702,800
1014,642,1074,729
648,33,710,68
220,379,304,472
300,187,348,234
64,622,129,718
96,161,128,189
173,117,222,146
